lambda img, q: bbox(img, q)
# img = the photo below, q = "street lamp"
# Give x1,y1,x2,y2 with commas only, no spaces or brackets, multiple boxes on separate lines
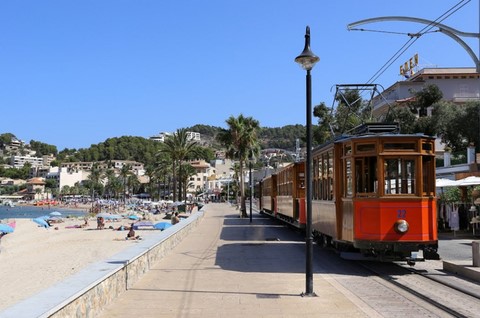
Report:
295,25,319,297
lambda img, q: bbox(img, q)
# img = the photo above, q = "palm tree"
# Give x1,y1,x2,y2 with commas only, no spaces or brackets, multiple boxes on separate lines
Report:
179,162,196,202
87,162,103,208
154,158,173,200
217,114,260,217
159,129,198,202
144,165,158,200
127,174,141,198
119,164,133,203
103,168,116,199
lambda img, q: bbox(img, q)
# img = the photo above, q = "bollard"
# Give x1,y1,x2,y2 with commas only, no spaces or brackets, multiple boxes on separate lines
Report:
473,241,480,267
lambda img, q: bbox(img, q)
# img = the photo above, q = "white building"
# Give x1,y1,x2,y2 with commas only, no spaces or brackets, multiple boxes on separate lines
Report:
46,166,89,190
150,131,201,143
10,155,44,169
186,131,201,141
371,67,480,119
149,132,172,142
185,158,236,199
188,160,212,195
111,160,145,176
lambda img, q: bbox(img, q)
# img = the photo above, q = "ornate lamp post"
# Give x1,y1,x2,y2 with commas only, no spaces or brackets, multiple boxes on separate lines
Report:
295,25,319,297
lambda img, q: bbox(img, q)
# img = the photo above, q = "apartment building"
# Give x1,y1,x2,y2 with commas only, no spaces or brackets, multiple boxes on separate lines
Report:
371,67,480,119
10,155,44,169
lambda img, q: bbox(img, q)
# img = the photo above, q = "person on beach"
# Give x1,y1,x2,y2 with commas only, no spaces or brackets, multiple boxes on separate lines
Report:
97,217,105,230
126,224,141,240
0,232,7,253
82,217,89,228
171,212,180,225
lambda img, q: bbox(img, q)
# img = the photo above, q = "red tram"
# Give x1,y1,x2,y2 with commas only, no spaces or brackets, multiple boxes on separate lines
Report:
258,125,439,263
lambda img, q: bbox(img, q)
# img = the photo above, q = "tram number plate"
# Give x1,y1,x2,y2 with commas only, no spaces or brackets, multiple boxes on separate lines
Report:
397,209,407,218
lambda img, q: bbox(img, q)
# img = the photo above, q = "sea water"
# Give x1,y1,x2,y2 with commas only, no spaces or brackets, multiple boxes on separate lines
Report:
0,205,87,220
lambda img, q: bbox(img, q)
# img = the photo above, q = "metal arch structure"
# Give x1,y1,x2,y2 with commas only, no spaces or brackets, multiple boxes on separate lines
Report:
328,83,389,136
347,16,480,72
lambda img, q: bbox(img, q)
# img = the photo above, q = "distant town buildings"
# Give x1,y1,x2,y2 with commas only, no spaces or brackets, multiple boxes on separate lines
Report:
150,131,201,142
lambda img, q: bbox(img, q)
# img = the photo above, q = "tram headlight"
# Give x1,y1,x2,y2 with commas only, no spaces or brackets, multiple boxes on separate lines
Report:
394,220,409,234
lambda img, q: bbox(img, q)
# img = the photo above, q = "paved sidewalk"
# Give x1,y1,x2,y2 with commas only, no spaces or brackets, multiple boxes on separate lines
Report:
98,203,373,318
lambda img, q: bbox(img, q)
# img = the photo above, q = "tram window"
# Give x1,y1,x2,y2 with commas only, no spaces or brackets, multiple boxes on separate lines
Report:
384,143,416,151
384,158,415,194
346,159,352,197
323,155,328,200
298,173,305,189
355,157,377,195
328,151,334,200
422,142,433,153
422,156,435,194
356,144,376,153
344,145,352,156
317,158,322,200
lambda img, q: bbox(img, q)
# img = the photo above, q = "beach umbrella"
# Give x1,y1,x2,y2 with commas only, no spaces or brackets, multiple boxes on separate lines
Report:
456,176,480,187
128,215,140,220
32,217,49,228
96,212,111,218
0,224,14,233
436,178,459,188
133,221,154,230
154,222,172,230
49,211,62,216
135,221,154,227
104,214,122,220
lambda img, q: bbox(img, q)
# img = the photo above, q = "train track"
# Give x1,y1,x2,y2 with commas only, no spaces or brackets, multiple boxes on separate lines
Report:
358,261,480,317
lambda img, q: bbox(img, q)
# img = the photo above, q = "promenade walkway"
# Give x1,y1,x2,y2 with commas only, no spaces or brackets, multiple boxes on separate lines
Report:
98,203,373,318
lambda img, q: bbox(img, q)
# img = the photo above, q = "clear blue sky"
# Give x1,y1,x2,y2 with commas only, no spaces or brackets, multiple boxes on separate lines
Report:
0,0,478,150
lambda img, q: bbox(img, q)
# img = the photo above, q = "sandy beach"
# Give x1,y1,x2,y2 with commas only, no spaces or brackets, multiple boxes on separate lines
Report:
0,212,167,312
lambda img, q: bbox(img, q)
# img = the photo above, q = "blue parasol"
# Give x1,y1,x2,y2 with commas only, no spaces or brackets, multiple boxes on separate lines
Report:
104,214,122,220
128,215,140,220
33,217,49,228
49,211,62,216
154,222,172,230
0,224,14,233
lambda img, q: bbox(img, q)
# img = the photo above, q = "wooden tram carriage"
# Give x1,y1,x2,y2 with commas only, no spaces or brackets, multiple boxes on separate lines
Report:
258,124,439,263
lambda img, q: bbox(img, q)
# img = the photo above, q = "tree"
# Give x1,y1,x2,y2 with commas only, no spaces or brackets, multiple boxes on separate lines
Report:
87,162,103,205
434,101,480,152
153,157,173,200
312,89,370,144
159,129,198,202
103,168,118,199
35,188,42,200
313,102,334,145
29,140,58,156
217,114,260,217
179,162,196,202
119,164,134,203
385,106,418,134
407,84,443,117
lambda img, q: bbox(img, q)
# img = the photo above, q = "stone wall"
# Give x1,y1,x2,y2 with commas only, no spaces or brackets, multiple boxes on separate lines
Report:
0,209,204,318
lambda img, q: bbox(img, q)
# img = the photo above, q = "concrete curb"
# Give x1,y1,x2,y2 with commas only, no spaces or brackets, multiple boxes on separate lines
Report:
443,260,480,283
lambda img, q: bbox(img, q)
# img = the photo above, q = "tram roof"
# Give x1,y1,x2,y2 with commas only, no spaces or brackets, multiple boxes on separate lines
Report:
313,132,434,151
